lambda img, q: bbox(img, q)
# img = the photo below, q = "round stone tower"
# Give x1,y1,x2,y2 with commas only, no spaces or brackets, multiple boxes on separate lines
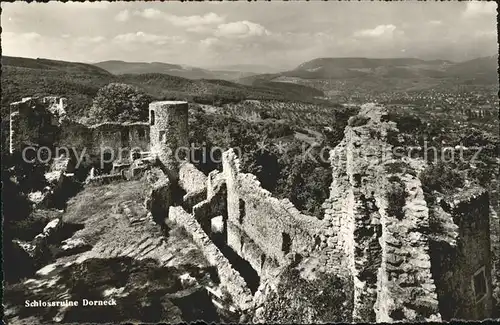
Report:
149,101,189,179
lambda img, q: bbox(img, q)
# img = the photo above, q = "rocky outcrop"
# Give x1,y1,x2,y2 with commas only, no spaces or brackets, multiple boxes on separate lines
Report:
13,218,63,268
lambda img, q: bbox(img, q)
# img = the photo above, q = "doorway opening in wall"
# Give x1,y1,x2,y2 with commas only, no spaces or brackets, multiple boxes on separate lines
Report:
239,200,245,224
150,110,155,126
121,129,129,147
137,128,146,140
282,232,291,254
473,266,488,303
101,152,113,174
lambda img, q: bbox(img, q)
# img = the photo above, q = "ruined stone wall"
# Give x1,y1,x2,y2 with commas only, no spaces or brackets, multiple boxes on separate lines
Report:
323,104,440,322
429,188,494,320
179,162,208,210
179,162,207,194
222,149,325,272
192,175,227,235
89,122,150,162
9,98,58,153
145,172,173,225
168,206,254,311
127,123,150,154
56,120,93,161
149,101,189,180
8,96,150,167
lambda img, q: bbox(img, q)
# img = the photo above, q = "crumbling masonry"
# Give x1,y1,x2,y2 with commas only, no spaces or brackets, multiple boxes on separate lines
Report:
148,102,496,321
8,96,498,321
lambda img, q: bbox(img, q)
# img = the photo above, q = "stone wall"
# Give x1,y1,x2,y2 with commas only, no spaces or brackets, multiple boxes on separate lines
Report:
222,149,325,273
85,173,126,186
179,162,208,210
8,96,150,169
88,122,150,162
429,188,494,320
146,172,173,225
149,101,189,180
168,206,254,311
323,104,441,322
192,171,227,236
9,97,58,153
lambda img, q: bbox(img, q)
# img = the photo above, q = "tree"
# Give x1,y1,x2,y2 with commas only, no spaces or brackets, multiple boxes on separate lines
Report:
87,83,152,123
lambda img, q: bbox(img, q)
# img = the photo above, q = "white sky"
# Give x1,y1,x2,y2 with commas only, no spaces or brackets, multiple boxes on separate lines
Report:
1,1,498,69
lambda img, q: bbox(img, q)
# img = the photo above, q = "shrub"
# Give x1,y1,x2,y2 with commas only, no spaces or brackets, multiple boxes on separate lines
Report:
87,83,153,123
419,162,465,194
261,267,353,323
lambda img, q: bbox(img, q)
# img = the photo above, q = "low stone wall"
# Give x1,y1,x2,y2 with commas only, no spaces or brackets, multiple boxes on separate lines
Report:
168,206,254,311
86,173,125,186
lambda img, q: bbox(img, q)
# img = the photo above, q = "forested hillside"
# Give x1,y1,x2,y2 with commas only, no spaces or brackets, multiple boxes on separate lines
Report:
1,56,324,119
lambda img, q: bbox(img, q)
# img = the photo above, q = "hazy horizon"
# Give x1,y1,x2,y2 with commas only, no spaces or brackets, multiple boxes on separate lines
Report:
1,1,498,71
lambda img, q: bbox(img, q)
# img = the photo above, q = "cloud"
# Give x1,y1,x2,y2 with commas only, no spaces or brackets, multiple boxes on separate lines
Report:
75,36,106,45
137,8,163,20
463,2,497,17
215,21,270,38
354,24,398,38
200,37,219,48
115,10,130,22
113,32,184,46
428,20,443,26
3,31,42,42
20,32,42,41
167,12,225,27
475,30,497,38
59,2,110,10
133,9,225,27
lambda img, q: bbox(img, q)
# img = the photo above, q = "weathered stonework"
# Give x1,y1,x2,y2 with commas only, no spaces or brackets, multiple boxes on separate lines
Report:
168,206,254,311
9,97,58,153
149,101,189,180
323,104,441,322
222,148,325,269
429,187,494,320
10,94,497,322
178,161,208,210
88,121,150,162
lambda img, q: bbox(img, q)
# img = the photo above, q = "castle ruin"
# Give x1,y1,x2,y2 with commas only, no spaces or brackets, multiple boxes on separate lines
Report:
7,97,498,322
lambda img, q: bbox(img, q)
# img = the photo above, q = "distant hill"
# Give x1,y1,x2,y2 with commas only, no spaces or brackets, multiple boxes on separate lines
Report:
295,57,451,70
1,56,326,120
2,56,112,76
285,57,453,79
205,64,284,74
444,55,499,83
238,56,498,90
93,60,256,81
